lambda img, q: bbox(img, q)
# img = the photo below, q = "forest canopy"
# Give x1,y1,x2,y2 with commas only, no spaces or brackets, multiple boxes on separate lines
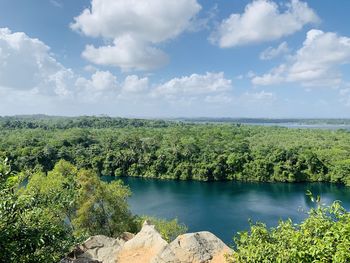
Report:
1,116,350,185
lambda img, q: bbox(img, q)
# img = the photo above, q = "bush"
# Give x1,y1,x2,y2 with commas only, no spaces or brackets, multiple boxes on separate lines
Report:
135,216,188,242
227,200,350,263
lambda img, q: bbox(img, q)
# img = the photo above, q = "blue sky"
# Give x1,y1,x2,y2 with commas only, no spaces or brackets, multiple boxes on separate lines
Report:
0,0,350,118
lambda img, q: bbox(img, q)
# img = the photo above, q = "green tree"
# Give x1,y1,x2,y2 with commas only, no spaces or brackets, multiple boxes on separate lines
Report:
73,169,134,237
0,159,75,263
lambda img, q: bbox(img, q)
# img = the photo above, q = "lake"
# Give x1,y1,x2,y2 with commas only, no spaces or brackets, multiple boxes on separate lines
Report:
118,177,350,245
245,122,350,130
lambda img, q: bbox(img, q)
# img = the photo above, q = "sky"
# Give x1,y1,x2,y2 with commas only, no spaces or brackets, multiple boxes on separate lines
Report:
0,0,350,118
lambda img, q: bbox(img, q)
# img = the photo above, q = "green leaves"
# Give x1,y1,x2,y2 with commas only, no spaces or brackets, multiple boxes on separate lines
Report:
135,216,188,242
306,190,321,204
72,169,133,238
228,201,350,263
2,122,350,184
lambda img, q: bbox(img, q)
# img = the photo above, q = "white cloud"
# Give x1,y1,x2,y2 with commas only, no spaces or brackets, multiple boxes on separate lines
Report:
260,42,290,60
84,65,98,73
0,27,153,104
82,36,168,71
152,72,232,99
210,0,319,48
0,27,234,107
50,0,62,8
77,70,118,92
75,70,121,102
242,91,276,102
0,28,73,96
76,71,152,102
72,0,201,71
0,27,286,116
252,64,286,85
252,30,350,87
122,75,149,93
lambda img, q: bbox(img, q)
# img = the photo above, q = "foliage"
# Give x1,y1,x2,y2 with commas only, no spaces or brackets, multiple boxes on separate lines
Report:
1,117,349,185
227,199,350,263
73,169,134,238
135,216,188,242
1,157,185,262
0,159,134,263
0,159,76,263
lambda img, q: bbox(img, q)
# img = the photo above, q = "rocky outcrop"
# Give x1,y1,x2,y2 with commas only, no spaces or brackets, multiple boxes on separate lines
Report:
61,221,232,263
152,232,231,263
117,221,168,263
60,235,125,263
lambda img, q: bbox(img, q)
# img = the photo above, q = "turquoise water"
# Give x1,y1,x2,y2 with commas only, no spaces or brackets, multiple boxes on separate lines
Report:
117,178,350,245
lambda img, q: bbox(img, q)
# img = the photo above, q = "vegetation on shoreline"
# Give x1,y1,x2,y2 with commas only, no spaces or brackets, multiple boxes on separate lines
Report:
1,116,350,185
228,196,350,262
0,159,186,263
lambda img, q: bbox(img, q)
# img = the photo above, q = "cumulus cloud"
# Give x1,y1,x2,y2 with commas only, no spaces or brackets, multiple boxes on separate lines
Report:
210,0,319,48
152,72,232,99
71,0,201,71
252,30,350,87
75,71,235,105
122,75,149,93
75,70,121,102
260,42,290,60
0,26,285,116
252,64,286,85
0,28,74,96
0,27,236,106
82,36,168,71
76,71,118,92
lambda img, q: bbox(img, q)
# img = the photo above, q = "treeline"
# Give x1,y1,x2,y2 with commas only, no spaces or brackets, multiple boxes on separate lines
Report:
0,115,170,129
176,117,350,124
1,117,350,185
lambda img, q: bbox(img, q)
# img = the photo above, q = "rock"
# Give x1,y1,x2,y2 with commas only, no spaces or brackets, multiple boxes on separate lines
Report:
60,258,100,263
60,235,124,263
116,221,168,263
152,231,232,263
119,232,135,242
61,221,232,263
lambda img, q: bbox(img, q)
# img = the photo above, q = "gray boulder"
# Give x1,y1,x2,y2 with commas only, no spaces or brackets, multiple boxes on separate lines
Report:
60,235,124,263
61,221,232,263
152,231,232,263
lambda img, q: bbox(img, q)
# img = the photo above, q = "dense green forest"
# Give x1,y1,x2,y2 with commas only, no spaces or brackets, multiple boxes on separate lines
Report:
1,116,350,185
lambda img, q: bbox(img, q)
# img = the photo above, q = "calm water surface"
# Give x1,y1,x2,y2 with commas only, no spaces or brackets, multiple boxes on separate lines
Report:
118,178,350,244
246,123,350,130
